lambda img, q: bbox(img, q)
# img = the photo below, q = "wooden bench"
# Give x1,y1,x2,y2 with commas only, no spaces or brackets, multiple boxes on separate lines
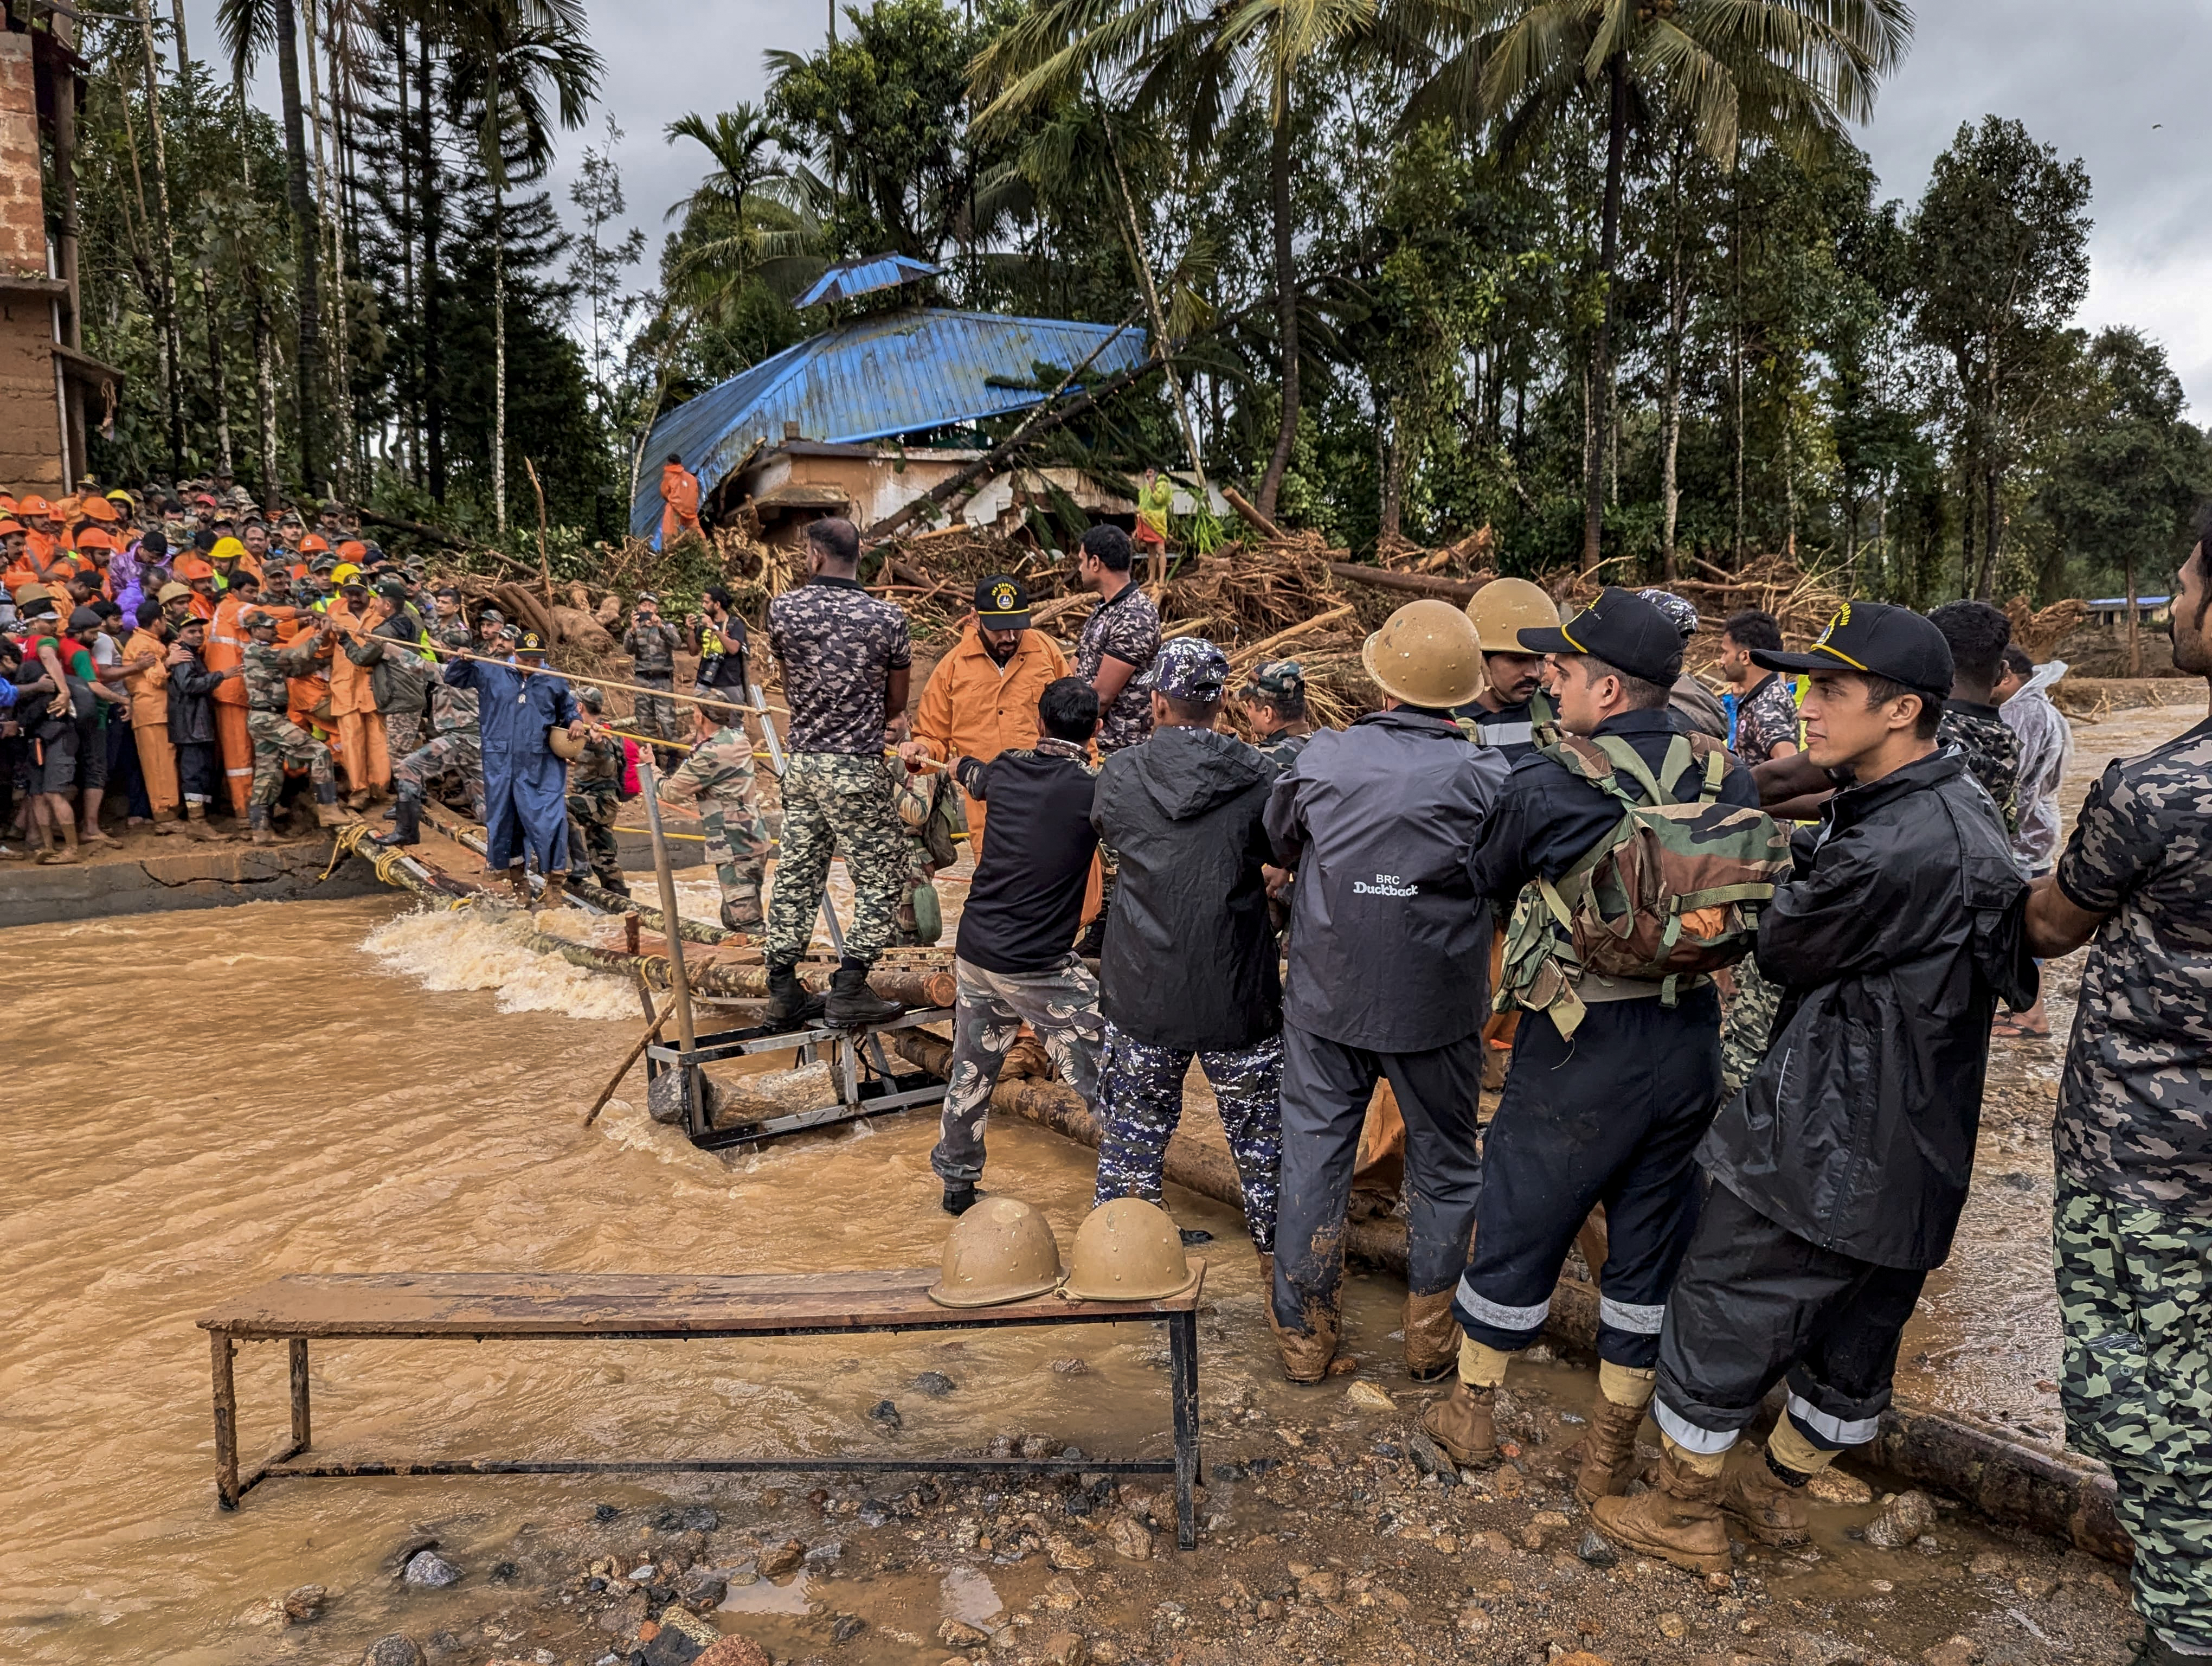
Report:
196,1267,1207,1548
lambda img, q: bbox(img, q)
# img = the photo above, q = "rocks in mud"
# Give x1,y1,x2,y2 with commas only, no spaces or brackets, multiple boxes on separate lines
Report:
1862,1490,1939,1549
1576,1529,1619,1567
1107,1513,1155,1562
1345,1381,1396,1412
1405,1429,1448,1477
1041,1630,1089,1664
674,1567,728,1610
1046,1534,1097,1571
832,1612,867,1642
939,1616,991,1646
914,1370,957,1396
1293,1566,1343,1601
1521,1510,1572,1551
361,1637,426,1666
402,1549,462,1588
869,1398,903,1433
693,1637,774,1666
1806,1467,1874,1507
1052,1357,1089,1375
279,1583,327,1623
1920,1638,1979,1666
757,1539,805,1578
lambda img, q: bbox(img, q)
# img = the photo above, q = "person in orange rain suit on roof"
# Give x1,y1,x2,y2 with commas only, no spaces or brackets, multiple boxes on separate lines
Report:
659,453,704,548
205,567,290,816
894,573,1069,866
324,576,390,808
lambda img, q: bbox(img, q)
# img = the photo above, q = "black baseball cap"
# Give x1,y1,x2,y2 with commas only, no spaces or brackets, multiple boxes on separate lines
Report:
1750,601,1954,702
1516,586,1684,685
973,573,1031,631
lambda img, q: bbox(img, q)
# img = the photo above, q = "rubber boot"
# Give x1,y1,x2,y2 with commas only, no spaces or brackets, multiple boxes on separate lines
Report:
719,889,765,932
179,802,224,842
1717,1453,1811,1546
1572,1395,1652,1505
539,871,571,909
1403,1288,1461,1383
942,1181,979,1216
1420,1381,1498,1468
312,785,351,829
596,872,632,898
824,960,902,1028
1591,1448,1733,1575
371,793,422,849
249,805,277,847
1266,1287,1340,1385
763,961,827,1029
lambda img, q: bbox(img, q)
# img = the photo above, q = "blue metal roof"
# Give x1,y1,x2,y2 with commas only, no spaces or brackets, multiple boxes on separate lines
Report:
793,253,945,309
632,307,1149,542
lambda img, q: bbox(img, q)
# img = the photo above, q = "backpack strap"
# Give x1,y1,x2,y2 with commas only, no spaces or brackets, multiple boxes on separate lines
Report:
1589,733,1686,807
1684,731,1727,805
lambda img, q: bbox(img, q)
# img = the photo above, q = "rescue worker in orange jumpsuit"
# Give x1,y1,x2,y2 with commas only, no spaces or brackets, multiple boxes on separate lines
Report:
894,573,1069,863
326,576,391,808
659,453,705,548
205,568,290,817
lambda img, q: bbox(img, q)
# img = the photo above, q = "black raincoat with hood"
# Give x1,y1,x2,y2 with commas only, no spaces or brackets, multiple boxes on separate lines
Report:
1699,751,2037,1270
1092,724,1281,1053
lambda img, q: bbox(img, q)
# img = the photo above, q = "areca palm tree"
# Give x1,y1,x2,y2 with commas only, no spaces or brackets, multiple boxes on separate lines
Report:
443,0,601,530
974,0,1378,520
218,0,325,491
1394,0,1913,564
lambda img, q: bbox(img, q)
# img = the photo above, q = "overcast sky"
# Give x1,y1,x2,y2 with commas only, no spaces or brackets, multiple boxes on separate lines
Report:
189,0,2210,418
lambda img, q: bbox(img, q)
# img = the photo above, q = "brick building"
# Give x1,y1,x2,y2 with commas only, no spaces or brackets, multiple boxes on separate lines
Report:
0,12,120,494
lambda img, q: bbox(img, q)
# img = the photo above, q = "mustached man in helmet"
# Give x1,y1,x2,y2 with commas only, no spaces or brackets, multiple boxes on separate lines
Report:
1457,579,1560,761
1263,599,1509,1382
1430,588,1780,1504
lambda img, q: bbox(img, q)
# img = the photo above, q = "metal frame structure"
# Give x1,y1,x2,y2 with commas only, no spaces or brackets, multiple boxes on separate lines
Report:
200,1270,1205,1548
646,1006,953,1149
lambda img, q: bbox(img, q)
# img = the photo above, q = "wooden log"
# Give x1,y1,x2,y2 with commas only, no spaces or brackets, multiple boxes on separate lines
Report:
1223,486,1283,540
1325,561,1487,603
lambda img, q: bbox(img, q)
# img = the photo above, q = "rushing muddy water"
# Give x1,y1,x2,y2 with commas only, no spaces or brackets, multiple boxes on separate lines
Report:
1,697,2197,1663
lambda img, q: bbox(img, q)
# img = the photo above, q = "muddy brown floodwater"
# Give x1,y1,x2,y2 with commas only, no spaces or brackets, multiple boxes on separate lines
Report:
0,696,2196,1666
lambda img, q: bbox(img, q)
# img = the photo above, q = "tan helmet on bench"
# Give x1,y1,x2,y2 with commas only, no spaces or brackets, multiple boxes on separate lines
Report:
927,1196,1064,1309
1061,1197,1200,1302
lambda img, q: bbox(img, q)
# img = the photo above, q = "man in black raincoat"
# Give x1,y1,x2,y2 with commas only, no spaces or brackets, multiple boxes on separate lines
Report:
1596,601,2035,1574
1089,636,1283,1263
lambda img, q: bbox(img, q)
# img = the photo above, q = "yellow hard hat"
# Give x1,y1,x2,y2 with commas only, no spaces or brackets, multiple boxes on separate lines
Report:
1060,1197,1200,1303
927,1197,1065,1309
1360,598,1486,710
210,535,248,563
1464,578,1560,653
330,561,361,585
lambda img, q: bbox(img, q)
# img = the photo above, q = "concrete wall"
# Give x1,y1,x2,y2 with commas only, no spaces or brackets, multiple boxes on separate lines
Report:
0,841,388,930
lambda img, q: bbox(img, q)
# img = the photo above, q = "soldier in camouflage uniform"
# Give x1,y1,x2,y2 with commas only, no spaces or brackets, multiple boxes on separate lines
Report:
375,612,484,849
657,698,771,930
1094,1029,1282,1249
2026,527,2212,1665
761,517,912,1028
621,592,684,761
564,686,630,895
240,610,346,842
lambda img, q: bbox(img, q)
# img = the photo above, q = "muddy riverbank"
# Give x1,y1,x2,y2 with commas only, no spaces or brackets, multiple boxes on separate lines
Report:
1,697,2196,1665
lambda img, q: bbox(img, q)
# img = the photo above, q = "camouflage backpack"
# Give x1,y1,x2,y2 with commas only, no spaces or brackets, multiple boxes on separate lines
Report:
1496,731,1790,1038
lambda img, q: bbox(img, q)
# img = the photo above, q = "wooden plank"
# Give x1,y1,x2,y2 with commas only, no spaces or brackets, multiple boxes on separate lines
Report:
197,1265,1206,1341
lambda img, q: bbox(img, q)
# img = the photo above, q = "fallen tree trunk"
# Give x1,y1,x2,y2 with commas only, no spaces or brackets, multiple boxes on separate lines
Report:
1325,562,1488,603
885,1027,2130,1565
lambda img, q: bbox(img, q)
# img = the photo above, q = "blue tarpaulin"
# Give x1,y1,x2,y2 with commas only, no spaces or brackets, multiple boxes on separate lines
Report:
631,307,1148,543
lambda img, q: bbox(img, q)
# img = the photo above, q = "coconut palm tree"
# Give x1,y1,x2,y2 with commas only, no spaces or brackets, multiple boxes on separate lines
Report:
442,0,601,530
218,0,325,491
1392,0,1913,565
974,0,1378,520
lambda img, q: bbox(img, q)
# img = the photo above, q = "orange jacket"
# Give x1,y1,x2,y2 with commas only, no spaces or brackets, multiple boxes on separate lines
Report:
661,462,701,523
910,624,1071,768
205,594,268,706
325,598,375,716
123,626,171,727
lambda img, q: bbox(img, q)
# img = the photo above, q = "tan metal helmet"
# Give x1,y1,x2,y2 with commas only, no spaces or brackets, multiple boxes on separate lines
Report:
1465,577,1561,652
1361,598,1486,709
927,1196,1065,1309
1060,1197,1201,1302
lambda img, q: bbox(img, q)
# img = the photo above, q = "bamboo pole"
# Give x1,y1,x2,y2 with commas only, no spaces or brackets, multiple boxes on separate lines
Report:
420,642,763,716
635,753,697,1071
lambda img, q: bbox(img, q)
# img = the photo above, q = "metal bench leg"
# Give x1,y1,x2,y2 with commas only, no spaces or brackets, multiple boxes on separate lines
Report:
289,1339,311,1454
1169,1308,1199,1549
211,1330,240,1511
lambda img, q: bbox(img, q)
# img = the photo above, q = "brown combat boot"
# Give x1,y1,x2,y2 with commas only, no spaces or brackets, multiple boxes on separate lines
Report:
539,872,571,909
179,802,224,841
1420,1381,1497,1468
1266,1284,1340,1385
1403,1288,1460,1382
1591,1447,1733,1575
1717,1454,1810,1546
312,791,352,829
249,806,278,846
1572,1394,1652,1505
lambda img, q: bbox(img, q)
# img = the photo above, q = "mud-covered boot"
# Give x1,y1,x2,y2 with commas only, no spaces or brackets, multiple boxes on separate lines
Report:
179,802,224,841
1403,1288,1461,1383
249,805,278,846
345,785,375,813
36,821,80,863
824,960,902,1028
719,889,765,932
539,871,571,909
1591,1447,1733,1575
1572,1395,1652,1505
1420,1381,1497,1468
312,785,351,828
1718,1452,1811,1546
151,806,185,836
942,1181,979,1216
371,792,422,849
763,960,826,1029
1266,1289,1340,1385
